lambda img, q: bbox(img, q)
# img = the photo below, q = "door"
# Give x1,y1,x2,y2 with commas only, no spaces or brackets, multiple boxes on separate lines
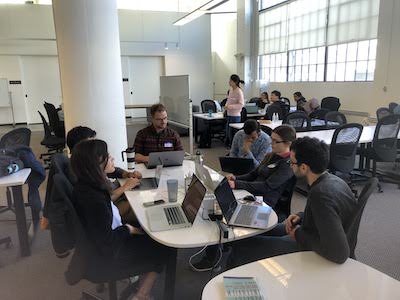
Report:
19,56,62,124
127,56,164,118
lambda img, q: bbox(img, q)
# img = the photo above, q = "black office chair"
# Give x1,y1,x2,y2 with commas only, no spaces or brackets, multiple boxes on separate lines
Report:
44,102,65,138
281,97,291,107
0,128,31,149
265,103,283,120
284,111,311,132
358,114,400,192
345,177,378,259
201,99,217,113
38,111,65,167
309,108,330,120
388,102,399,113
321,97,341,111
54,174,156,300
198,100,225,148
240,107,247,123
325,111,347,129
274,176,297,223
376,107,391,121
329,124,363,194
249,97,261,107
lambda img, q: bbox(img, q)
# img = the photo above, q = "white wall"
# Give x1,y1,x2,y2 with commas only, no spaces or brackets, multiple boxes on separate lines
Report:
211,14,237,100
0,5,213,124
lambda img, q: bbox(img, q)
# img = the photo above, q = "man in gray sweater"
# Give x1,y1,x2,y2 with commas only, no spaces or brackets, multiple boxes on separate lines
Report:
230,136,357,266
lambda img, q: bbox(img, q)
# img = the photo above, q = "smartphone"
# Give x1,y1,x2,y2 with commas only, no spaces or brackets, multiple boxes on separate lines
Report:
143,199,165,207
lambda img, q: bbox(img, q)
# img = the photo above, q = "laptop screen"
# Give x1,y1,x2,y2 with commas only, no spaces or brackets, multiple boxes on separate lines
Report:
182,174,206,223
214,179,238,222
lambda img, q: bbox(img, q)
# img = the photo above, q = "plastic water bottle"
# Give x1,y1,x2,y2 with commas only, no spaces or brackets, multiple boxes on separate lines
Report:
195,150,203,165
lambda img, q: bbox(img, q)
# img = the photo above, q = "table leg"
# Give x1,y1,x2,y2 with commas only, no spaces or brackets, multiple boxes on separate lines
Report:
164,248,177,300
12,185,31,257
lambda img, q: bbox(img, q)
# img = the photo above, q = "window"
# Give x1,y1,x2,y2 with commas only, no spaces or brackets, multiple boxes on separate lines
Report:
258,0,380,82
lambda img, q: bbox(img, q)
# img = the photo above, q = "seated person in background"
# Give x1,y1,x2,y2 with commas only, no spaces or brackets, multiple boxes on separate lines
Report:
293,92,306,111
303,98,320,116
265,90,283,120
67,126,141,224
259,92,269,108
230,119,272,168
230,137,357,268
134,103,183,163
71,140,170,300
227,125,295,207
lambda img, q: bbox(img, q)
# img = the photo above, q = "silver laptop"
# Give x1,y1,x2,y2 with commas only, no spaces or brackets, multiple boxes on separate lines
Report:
214,179,272,229
146,174,207,232
146,151,185,169
135,165,162,190
194,162,220,193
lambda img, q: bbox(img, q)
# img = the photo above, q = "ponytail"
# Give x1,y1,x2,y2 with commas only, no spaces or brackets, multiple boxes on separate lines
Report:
230,74,244,87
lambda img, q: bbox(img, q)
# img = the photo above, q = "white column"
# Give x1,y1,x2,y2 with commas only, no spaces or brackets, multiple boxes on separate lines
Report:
52,0,127,166
236,0,258,99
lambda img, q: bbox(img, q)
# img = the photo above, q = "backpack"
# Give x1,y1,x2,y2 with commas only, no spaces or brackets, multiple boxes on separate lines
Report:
0,149,24,177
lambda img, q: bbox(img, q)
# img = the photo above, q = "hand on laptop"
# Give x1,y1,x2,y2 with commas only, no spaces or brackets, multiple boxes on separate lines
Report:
126,170,142,179
123,177,141,191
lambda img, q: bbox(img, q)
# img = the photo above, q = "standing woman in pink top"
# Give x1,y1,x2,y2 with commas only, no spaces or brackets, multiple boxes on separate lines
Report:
225,74,245,145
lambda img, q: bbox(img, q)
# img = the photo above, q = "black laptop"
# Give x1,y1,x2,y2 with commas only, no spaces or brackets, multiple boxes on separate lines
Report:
219,157,254,175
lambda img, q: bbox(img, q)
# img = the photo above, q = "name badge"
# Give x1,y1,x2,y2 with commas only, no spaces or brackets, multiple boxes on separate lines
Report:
164,142,173,148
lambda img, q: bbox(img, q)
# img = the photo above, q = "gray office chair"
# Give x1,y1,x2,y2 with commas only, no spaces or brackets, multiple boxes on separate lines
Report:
325,111,347,129
284,111,311,132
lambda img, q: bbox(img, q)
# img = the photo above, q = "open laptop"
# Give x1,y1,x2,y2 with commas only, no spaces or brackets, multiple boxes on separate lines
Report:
219,157,254,175
245,103,259,114
194,162,220,192
214,178,272,229
146,151,185,169
135,165,162,190
146,174,207,232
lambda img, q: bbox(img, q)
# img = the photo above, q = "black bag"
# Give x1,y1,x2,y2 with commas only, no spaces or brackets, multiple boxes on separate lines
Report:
0,149,24,177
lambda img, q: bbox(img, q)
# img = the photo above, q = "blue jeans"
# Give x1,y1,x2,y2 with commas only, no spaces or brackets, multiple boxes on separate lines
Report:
225,116,241,145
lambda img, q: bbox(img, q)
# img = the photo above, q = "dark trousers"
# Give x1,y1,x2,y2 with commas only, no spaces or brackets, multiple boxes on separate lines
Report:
225,116,241,145
27,171,45,221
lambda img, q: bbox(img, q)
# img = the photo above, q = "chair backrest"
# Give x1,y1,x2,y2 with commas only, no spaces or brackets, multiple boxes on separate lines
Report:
44,102,65,138
281,97,291,106
38,110,53,138
265,103,283,120
329,123,363,174
309,108,330,120
372,114,400,162
284,111,311,132
376,107,391,121
240,107,247,122
321,97,341,111
201,100,217,113
274,176,297,222
0,128,31,148
345,177,378,259
388,102,399,113
325,111,347,129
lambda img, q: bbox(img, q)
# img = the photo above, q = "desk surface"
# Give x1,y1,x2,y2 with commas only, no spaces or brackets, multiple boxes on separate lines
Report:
123,160,278,248
0,168,31,187
202,251,400,300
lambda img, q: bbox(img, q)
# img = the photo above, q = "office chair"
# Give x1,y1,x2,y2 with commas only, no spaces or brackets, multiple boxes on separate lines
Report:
43,102,65,138
199,100,225,147
201,99,217,113
249,97,261,107
284,111,311,132
357,114,400,192
329,124,363,195
388,102,399,113
345,177,378,259
376,107,391,121
53,174,150,300
281,97,291,106
321,97,341,111
274,176,297,223
265,103,283,120
38,111,65,168
325,111,347,129
0,128,31,149
240,107,247,122
309,108,330,120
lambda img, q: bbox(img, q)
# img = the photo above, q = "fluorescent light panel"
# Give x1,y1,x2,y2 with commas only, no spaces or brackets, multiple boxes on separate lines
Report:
173,0,229,26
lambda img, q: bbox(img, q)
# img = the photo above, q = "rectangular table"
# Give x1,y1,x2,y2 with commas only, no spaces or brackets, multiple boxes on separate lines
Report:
0,168,32,256
202,251,400,300
122,160,278,300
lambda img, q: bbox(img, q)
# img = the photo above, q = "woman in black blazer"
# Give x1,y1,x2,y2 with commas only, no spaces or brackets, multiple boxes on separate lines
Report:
227,125,296,208
71,139,168,300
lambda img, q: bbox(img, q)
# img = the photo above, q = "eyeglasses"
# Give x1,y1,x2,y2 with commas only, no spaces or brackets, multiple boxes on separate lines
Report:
271,138,286,144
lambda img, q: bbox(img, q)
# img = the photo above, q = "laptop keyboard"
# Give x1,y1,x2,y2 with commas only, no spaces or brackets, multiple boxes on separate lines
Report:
164,207,186,225
235,205,257,225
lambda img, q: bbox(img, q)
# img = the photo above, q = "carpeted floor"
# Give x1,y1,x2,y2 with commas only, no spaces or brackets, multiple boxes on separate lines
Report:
0,122,399,300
